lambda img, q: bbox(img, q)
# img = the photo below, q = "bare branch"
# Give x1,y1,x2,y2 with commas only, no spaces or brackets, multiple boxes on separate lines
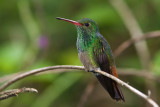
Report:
0,65,159,106
0,65,84,91
0,87,38,101
0,72,21,84
114,31,160,57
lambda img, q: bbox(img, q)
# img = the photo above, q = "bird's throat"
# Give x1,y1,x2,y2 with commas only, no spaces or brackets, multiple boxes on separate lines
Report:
76,28,95,52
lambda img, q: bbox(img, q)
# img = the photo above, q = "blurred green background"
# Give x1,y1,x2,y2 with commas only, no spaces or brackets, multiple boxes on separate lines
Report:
0,0,160,107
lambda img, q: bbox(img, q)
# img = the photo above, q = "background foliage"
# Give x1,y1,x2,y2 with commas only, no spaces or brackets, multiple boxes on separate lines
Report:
0,0,160,107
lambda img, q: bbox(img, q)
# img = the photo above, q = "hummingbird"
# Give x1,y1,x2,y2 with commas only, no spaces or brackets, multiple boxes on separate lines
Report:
56,17,125,101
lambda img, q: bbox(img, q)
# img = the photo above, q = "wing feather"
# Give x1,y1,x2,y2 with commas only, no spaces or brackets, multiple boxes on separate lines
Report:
93,36,124,101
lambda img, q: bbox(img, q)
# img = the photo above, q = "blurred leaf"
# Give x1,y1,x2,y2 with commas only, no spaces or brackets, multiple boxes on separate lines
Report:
0,43,25,73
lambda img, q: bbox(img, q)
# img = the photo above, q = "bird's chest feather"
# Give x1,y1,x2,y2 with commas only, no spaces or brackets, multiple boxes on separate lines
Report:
78,51,96,71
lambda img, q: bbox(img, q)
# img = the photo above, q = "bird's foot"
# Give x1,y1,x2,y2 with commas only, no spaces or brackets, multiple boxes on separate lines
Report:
87,69,95,73
92,68,101,76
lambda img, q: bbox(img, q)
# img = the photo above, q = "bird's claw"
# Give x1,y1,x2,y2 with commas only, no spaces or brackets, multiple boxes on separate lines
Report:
87,69,96,73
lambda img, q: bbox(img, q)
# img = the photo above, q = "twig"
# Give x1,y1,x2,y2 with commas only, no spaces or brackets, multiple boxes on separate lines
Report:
0,87,38,101
114,31,160,57
0,65,159,107
0,69,73,84
0,72,21,84
0,65,84,92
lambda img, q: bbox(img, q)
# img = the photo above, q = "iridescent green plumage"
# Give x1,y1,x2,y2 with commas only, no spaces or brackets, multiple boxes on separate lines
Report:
57,17,124,101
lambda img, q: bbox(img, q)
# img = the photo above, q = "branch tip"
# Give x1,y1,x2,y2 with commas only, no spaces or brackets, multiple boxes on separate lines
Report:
0,87,38,101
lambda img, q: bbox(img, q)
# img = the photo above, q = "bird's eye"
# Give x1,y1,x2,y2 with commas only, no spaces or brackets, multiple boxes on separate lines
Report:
84,23,90,27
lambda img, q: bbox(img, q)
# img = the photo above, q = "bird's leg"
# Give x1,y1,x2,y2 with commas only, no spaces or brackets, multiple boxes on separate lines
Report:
84,66,101,75
87,68,101,75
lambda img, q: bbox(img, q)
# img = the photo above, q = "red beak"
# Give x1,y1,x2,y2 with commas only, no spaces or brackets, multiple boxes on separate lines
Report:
56,17,82,26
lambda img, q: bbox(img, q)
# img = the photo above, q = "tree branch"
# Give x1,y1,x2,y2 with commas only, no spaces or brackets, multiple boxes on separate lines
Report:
114,30,160,57
0,87,38,101
0,65,159,107
0,65,84,92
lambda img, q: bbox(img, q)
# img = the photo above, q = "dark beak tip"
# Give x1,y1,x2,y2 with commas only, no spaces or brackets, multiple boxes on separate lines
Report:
56,17,61,20
56,17,82,26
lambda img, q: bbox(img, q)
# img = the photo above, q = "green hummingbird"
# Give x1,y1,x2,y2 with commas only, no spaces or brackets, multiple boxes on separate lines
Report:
56,17,125,101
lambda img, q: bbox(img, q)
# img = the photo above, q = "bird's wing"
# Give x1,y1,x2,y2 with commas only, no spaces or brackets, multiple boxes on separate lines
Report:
92,36,124,101
93,36,115,75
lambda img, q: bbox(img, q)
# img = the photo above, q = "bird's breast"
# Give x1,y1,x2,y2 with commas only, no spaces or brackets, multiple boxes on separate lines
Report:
78,52,96,71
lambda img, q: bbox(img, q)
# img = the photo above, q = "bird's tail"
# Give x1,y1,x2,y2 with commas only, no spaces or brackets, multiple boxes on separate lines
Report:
96,75,125,101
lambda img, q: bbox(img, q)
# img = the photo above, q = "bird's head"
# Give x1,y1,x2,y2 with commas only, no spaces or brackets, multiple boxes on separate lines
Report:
56,17,99,34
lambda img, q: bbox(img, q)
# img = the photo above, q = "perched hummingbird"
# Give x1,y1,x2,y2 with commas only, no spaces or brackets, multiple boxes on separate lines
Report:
56,17,125,101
